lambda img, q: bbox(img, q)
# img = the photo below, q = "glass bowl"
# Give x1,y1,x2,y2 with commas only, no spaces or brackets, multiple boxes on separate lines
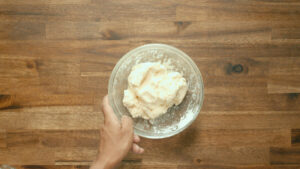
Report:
108,44,204,139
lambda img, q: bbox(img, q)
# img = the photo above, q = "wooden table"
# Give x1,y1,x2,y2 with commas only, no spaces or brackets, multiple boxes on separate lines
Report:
1,0,300,168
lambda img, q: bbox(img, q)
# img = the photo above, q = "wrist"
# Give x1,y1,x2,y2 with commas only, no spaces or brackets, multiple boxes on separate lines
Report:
91,157,115,169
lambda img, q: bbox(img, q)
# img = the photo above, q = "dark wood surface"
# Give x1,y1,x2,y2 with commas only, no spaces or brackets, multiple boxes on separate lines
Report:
1,0,300,168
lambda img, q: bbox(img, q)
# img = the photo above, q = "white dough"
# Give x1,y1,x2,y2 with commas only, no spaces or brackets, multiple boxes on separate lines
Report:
123,62,188,119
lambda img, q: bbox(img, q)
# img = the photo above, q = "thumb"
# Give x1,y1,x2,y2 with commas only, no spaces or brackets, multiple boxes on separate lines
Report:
102,95,118,125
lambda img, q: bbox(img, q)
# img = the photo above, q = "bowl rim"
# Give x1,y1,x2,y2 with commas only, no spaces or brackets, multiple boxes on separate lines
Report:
108,43,204,139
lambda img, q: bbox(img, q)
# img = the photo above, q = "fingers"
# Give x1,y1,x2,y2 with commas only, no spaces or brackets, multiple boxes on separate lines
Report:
132,143,144,154
102,95,119,126
121,116,133,132
133,134,140,143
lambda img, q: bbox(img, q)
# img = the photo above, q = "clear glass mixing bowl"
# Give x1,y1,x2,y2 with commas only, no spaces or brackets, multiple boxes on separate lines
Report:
108,44,204,139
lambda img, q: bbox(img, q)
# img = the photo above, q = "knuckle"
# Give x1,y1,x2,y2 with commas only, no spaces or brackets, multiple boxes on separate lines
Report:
123,125,133,133
102,104,108,113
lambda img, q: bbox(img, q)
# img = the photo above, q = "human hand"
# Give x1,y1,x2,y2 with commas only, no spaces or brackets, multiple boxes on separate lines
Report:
91,95,144,169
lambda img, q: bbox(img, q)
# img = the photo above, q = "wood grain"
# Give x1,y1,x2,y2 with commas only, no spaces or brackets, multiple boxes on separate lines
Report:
1,41,300,59
0,106,103,130
176,1,300,21
195,112,300,130
0,95,14,109
268,57,300,75
53,147,97,164
272,28,300,40
202,93,300,111
270,147,300,164
0,21,45,40
129,146,269,165
3,129,289,148
46,22,101,40
0,129,6,148
0,147,55,165
6,130,99,148
268,76,300,94
179,165,300,169
91,0,176,22
292,129,300,147
44,21,272,41
0,76,106,95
